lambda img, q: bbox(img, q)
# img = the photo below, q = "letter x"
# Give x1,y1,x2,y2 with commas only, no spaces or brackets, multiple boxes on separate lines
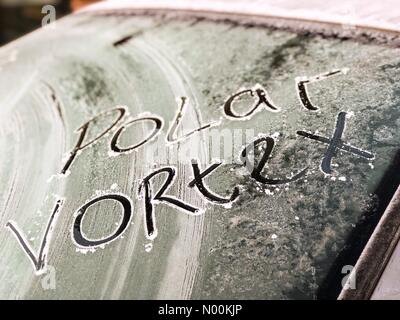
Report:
297,112,374,174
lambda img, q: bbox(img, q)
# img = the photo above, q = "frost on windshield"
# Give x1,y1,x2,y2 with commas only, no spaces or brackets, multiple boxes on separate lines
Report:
0,12,400,299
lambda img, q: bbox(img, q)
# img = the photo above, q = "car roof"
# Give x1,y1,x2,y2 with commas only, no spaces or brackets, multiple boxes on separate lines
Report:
80,0,400,34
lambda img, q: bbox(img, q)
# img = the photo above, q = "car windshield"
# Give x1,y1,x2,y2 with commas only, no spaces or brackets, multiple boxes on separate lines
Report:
0,11,400,299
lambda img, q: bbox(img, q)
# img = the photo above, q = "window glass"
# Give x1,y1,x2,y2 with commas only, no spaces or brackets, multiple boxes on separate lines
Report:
0,12,399,299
